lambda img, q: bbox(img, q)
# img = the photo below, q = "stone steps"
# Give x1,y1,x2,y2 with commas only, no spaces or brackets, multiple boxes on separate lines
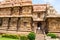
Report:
35,34,45,40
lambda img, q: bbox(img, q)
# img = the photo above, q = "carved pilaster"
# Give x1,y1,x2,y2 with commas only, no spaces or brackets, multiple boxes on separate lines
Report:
7,18,11,30
17,18,20,31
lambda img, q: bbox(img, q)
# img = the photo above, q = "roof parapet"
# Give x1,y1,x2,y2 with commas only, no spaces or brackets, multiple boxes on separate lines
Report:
0,0,32,8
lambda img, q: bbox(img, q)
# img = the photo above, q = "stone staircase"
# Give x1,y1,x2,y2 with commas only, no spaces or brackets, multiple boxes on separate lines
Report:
35,34,45,40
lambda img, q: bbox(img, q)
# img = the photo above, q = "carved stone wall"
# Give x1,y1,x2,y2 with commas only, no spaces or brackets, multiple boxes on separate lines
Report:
22,6,32,15
33,22,37,33
0,18,9,29
0,5,32,32
11,7,20,15
19,17,32,31
48,18,60,32
0,1,58,34
2,18,9,27
33,12,45,21
9,18,18,30
0,8,11,16
21,0,32,5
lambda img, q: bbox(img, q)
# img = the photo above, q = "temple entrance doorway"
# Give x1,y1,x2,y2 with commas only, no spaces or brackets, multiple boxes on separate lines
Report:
36,22,43,34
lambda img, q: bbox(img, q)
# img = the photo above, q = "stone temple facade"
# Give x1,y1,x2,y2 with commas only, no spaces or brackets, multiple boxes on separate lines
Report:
0,0,59,35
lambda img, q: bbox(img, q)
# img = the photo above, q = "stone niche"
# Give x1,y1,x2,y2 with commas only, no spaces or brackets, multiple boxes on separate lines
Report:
9,18,18,30
0,18,9,29
0,8,11,16
19,17,32,31
11,7,20,15
48,18,60,32
22,6,32,15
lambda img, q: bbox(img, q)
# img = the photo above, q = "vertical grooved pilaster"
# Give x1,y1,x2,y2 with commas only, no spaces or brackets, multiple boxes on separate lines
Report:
7,18,11,30
17,18,20,31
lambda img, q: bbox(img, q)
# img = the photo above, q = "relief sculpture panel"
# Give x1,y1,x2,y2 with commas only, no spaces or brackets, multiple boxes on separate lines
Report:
0,8,11,16
48,18,60,32
22,6,32,15
9,18,18,30
19,18,32,31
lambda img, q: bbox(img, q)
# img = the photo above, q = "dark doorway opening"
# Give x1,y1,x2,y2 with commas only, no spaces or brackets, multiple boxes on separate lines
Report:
37,22,42,28
37,22,43,34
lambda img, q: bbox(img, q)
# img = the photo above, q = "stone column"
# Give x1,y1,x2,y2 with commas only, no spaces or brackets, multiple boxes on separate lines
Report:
33,22,37,33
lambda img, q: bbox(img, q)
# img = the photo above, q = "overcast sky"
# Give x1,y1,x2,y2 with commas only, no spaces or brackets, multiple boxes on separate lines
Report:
32,0,60,13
